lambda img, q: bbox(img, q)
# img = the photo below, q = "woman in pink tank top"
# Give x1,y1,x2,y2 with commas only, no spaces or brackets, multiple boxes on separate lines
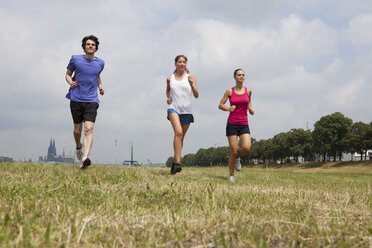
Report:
218,69,254,182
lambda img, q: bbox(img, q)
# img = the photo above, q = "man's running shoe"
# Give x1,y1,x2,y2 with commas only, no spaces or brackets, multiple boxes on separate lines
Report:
80,157,91,170
235,157,241,171
76,144,83,161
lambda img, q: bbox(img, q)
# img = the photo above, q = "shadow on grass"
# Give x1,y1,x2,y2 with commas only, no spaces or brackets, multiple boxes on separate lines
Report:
253,161,372,169
332,160,372,167
297,161,372,168
300,162,323,169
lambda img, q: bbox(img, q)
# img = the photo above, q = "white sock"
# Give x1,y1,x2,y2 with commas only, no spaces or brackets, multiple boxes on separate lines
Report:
82,156,87,161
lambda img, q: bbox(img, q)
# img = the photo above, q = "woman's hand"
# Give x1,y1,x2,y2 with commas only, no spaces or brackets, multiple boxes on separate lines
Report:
229,105,236,112
167,97,172,104
188,75,195,86
249,108,254,115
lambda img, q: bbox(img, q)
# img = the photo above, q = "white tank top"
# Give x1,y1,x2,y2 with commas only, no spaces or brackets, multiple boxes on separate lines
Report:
168,73,192,114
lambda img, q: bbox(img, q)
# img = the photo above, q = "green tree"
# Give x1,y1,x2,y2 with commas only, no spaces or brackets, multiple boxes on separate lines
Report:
250,139,262,163
207,147,218,166
312,112,352,161
181,153,195,166
213,146,230,165
302,130,315,161
272,132,290,163
349,122,371,160
287,128,314,162
252,139,273,164
165,156,174,167
264,138,275,163
367,122,372,152
194,148,209,166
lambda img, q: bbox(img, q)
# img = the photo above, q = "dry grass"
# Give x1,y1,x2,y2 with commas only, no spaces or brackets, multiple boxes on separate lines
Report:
0,162,371,247
272,161,372,174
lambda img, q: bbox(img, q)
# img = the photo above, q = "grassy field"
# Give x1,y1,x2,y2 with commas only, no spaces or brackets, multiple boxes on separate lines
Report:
0,162,371,247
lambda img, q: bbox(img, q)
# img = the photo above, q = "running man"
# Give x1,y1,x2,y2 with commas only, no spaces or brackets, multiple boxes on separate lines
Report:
65,35,105,169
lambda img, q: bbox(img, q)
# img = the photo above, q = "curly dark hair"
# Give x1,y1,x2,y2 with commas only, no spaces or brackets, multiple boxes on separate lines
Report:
81,35,100,51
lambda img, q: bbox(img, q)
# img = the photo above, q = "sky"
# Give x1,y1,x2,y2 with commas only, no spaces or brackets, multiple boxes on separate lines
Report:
1,0,372,164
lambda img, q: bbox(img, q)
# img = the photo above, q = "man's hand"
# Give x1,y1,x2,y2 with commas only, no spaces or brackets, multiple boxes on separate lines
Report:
70,81,78,88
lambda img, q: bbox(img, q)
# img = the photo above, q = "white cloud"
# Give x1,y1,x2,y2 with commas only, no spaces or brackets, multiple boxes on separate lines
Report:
345,13,372,47
325,77,365,108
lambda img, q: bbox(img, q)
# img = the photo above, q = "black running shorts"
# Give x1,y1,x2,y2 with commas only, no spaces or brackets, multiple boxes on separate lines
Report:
226,122,250,136
70,101,99,124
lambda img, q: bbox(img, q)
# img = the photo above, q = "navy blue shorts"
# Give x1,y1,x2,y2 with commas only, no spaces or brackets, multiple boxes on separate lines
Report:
167,109,194,125
226,122,250,136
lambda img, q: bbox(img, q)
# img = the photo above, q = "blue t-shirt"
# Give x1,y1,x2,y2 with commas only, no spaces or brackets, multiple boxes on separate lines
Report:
65,55,105,102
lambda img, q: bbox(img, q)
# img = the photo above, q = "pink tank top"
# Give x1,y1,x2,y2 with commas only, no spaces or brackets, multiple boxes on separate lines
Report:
227,87,250,125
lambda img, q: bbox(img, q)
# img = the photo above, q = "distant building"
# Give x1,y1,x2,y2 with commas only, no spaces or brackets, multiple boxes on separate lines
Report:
44,138,73,164
347,150,372,161
0,156,14,163
316,150,372,162
47,138,57,161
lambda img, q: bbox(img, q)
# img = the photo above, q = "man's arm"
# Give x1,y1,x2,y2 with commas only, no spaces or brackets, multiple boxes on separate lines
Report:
65,69,78,88
98,74,104,95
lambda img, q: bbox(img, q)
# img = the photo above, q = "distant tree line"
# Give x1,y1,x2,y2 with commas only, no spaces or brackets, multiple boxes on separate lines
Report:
166,112,372,167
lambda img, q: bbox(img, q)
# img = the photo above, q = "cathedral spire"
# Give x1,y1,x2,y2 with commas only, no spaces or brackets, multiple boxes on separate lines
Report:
53,138,56,157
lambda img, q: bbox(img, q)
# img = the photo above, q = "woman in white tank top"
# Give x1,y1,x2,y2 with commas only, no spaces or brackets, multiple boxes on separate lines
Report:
166,55,199,174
